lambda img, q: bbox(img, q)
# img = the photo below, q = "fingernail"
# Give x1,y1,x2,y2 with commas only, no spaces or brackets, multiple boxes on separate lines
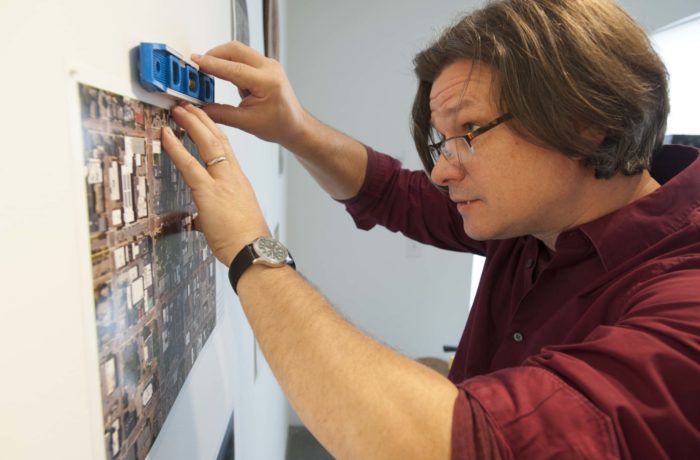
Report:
163,126,173,135
192,53,202,61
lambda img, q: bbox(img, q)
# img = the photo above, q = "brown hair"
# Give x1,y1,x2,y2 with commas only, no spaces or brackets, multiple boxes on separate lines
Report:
412,0,669,179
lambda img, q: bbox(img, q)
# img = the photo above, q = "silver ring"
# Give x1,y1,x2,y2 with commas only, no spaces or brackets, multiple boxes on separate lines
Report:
205,156,228,167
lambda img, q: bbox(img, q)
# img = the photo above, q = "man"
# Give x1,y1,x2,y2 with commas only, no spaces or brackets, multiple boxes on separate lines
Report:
161,0,700,458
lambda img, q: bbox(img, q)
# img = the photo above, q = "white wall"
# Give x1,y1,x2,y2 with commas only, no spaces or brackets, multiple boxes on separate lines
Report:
283,1,480,428
0,1,288,459
618,0,700,31
283,0,700,427
652,13,700,136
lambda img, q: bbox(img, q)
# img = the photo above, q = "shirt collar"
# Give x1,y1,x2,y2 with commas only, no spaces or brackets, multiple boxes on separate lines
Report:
557,145,700,272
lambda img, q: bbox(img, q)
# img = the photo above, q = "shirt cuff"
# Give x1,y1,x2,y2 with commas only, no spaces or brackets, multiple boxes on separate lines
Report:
453,366,620,459
451,390,510,459
338,144,400,200
335,145,403,230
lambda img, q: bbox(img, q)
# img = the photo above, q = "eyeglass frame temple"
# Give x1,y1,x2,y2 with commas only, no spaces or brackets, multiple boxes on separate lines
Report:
464,113,514,145
428,113,513,154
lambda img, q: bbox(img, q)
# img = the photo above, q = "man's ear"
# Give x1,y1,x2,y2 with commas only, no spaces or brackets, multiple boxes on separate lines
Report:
575,121,606,145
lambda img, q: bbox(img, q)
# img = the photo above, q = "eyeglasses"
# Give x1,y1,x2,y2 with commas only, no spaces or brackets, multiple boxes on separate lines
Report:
428,113,513,167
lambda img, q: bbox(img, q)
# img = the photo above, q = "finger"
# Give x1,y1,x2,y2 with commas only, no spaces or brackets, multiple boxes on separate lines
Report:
201,103,253,132
192,55,264,93
161,127,213,189
200,41,266,68
178,102,230,145
171,105,225,160
171,106,238,180
178,103,243,168
238,87,251,100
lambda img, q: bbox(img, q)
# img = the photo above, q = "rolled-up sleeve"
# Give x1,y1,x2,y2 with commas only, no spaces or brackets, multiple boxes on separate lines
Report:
452,367,620,459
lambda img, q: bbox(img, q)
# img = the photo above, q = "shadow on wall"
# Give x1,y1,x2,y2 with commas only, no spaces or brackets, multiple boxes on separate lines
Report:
286,426,334,460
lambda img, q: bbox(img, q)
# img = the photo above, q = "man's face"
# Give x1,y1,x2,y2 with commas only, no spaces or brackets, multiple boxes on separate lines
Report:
429,59,592,246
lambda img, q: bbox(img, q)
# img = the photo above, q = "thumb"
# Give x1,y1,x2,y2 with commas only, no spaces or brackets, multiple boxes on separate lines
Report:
202,103,249,130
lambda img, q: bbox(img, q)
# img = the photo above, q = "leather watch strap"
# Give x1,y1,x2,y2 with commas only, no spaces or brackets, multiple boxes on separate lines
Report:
228,244,257,294
227,239,296,294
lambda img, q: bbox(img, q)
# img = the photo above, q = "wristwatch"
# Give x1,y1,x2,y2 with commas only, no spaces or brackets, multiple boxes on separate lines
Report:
228,236,296,294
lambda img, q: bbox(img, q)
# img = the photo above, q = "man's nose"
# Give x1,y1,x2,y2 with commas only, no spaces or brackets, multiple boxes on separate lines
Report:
430,154,465,186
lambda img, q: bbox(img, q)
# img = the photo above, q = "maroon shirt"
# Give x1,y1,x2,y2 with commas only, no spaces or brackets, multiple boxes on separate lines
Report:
342,145,700,459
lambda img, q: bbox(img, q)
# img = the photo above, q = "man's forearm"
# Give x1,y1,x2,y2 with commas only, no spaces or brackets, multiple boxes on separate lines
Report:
237,265,458,459
285,113,369,201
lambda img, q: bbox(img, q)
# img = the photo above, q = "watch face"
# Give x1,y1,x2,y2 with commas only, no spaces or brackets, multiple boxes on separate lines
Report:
252,237,288,264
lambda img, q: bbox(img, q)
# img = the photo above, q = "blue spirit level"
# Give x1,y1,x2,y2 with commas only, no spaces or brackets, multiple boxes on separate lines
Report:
138,42,215,105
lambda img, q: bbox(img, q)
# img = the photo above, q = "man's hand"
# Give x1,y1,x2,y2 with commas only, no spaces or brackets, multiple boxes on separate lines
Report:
192,41,310,149
161,102,270,267
191,41,368,200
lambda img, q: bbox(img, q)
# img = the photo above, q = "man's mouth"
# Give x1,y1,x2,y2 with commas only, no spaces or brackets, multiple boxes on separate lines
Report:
455,199,479,210
452,197,479,204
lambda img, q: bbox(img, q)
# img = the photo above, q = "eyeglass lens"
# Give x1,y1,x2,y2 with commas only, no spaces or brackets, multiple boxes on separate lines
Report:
440,137,473,166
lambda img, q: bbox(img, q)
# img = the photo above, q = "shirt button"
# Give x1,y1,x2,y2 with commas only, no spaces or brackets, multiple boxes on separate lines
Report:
525,258,535,269
513,332,524,343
